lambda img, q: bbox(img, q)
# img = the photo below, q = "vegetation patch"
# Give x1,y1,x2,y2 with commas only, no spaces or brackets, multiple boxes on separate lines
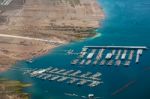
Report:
0,78,31,99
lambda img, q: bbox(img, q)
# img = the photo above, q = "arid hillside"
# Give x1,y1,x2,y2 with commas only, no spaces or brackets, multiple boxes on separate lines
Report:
0,0,104,72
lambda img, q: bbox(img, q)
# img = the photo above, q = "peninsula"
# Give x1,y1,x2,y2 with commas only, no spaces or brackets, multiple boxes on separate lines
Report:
0,78,31,99
0,0,104,72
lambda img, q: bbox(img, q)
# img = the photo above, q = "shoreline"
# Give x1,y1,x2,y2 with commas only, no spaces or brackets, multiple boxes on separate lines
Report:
0,78,31,99
0,0,104,72
89,32,102,40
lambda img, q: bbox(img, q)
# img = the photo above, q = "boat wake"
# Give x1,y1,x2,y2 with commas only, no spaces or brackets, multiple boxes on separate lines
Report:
111,80,136,96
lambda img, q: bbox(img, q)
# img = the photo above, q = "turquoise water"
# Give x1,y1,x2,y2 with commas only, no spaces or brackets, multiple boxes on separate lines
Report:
1,0,150,99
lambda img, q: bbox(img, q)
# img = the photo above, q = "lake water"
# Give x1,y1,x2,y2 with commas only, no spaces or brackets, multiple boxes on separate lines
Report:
0,0,150,99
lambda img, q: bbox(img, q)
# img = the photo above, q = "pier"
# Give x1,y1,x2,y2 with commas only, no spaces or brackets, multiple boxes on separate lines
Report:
24,66,103,88
136,49,143,63
84,46,148,50
71,46,148,67
115,50,122,60
121,50,127,60
87,49,96,59
96,49,105,60
128,50,134,60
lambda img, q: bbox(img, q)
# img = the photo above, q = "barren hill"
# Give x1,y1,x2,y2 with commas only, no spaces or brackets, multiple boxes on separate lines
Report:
0,0,104,72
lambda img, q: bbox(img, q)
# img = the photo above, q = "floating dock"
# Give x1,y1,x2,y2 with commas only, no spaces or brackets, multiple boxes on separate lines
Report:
136,49,143,63
24,66,103,88
115,50,122,60
71,46,148,67
121,50,127,60
128,50,134,60
87,49,96,59
84,46,148,50
112,49,116,55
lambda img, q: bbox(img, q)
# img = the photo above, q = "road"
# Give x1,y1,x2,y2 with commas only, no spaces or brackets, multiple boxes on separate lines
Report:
0,34,64,45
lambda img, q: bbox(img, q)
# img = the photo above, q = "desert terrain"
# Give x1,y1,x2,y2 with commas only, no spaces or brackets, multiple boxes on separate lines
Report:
0,0,104,72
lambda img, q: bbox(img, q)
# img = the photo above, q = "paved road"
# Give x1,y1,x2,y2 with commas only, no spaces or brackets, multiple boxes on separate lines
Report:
0,34,63,45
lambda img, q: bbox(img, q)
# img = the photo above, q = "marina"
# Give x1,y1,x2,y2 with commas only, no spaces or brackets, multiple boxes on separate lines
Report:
23,66,103,88
0,0,149,99
71,46,148,67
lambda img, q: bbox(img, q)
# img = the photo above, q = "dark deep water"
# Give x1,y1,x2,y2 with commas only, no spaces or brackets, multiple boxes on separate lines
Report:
0,0,150,99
